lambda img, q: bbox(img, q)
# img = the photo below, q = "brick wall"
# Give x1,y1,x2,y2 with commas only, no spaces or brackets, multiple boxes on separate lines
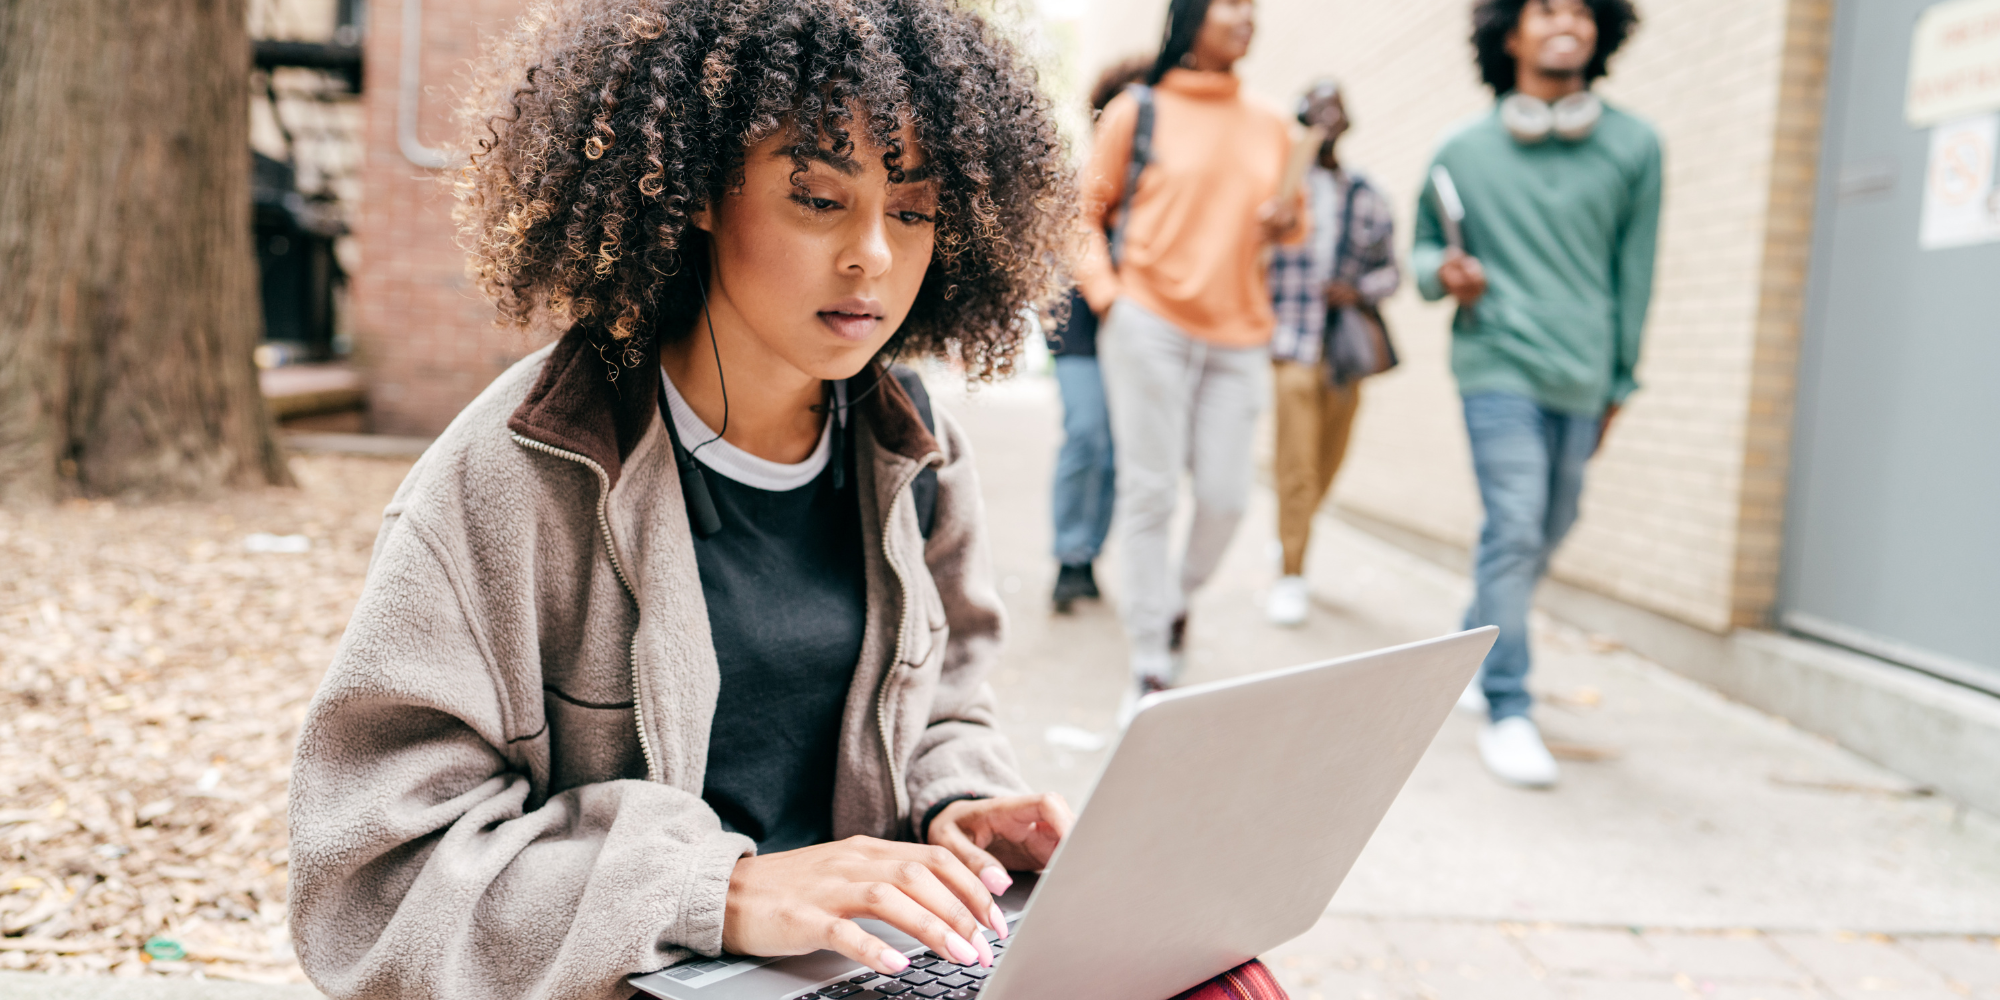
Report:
353,0,535,435
1081,0,1832,633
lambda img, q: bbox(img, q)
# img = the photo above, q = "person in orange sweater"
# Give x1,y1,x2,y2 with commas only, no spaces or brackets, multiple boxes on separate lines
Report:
1077,0,1300,711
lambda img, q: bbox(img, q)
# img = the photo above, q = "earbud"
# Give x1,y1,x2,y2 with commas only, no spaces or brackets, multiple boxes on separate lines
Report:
1499,91,1602,145
676,448,723,537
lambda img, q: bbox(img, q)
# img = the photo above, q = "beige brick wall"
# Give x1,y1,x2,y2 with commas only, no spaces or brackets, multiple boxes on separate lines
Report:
1082,0,1830,633
353,0,539,436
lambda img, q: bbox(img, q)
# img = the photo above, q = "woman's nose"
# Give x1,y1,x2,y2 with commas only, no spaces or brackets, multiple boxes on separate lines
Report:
842,216,893,277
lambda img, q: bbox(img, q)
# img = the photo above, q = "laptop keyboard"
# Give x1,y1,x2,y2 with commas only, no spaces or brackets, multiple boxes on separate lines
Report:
799,936,1010,1000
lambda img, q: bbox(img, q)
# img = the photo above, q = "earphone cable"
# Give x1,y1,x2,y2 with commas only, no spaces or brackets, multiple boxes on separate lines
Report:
687,269,729,461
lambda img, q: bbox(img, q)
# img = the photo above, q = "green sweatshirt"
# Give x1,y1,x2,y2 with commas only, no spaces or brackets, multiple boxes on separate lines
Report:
1414,100,1662,415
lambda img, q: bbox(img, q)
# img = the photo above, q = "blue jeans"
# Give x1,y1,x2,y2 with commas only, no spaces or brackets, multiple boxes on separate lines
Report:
1051,355,1116,566
1461,393,1602,721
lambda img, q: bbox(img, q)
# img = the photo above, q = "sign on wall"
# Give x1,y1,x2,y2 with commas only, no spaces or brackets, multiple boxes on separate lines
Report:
1907,0,2000,127
1919,113,2000,248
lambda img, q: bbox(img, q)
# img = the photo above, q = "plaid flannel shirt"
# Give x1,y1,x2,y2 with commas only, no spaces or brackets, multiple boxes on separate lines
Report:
1269,166,1400,365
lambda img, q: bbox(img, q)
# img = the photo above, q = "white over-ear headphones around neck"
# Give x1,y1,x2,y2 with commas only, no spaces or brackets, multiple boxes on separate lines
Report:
1499,91,1603,144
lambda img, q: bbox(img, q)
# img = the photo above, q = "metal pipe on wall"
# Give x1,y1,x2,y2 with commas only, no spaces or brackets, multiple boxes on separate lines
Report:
398,0,454,168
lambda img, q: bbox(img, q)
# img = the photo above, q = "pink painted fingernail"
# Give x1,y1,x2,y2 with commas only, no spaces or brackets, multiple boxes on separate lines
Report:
988,902,1009,940
980,866,1012,895
945,931,979,966
972,929,995,967
878,948,910,973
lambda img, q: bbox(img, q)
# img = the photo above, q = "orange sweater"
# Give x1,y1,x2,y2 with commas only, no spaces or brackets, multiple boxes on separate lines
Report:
1078,70,1299,348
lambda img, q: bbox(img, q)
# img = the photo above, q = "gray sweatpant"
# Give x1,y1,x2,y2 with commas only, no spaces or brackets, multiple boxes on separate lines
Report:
1099,298,1270,680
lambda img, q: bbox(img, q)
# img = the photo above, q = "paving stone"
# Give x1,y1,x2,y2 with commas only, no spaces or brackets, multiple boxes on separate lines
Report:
1899,936,2000,989
1816,986,1967,1000
1769,934,1955,994
1642,932,1803,982
1373,918,1538,978
1518,927,1672,977
1702,984,1827,1000
1413,969,1562,1000
1550,976,1690,999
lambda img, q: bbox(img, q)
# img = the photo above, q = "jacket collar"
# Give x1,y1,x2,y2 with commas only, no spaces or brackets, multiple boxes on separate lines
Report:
508,327,939,489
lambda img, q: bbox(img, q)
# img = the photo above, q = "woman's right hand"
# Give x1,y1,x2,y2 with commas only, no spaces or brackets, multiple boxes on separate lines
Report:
720,836,1006,976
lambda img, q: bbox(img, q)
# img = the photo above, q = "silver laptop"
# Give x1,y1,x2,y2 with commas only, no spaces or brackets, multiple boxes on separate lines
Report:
631,627,1496,1000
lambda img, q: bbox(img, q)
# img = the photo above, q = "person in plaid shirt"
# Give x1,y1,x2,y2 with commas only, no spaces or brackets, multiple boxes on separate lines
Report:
1266,79,1400,627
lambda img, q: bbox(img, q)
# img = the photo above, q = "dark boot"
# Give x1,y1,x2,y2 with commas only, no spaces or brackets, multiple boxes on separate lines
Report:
1052,563,1095,613
1077,562,1100,599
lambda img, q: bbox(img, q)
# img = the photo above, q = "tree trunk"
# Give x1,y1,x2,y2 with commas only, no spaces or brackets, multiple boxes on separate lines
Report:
0,0,291,502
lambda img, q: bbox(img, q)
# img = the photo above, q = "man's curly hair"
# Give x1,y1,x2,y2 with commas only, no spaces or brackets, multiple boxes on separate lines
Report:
1471,0,1640,95
453,0,1075,380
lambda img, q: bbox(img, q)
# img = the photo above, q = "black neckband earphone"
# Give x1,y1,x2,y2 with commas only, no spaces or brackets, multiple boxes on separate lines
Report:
664,266,886,539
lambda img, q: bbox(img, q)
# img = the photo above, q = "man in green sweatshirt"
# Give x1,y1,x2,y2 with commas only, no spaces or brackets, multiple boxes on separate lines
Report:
1413,0,1658,789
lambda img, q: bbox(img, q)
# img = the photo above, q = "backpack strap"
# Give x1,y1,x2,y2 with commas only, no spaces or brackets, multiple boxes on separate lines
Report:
888,364,939,539
1106,83,1156,270
1332,172,1365,274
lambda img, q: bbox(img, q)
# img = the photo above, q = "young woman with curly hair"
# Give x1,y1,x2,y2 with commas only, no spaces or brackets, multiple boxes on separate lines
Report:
279,0,1141,996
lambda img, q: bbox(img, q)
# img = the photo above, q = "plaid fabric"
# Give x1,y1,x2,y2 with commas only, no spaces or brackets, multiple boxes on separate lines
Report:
1267,240,1325,365
1167,959,1291,1000
1268,167,1400,365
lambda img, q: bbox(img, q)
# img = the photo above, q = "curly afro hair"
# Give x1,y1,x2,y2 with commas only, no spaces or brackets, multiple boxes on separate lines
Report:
1471,0,1640,95
453,0,1076,380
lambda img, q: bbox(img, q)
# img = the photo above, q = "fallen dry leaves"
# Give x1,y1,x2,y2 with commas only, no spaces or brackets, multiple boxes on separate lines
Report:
0,455,413,984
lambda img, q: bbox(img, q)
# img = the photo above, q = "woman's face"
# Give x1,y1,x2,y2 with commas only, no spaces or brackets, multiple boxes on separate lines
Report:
694,123,938,382
1191,0,1256,72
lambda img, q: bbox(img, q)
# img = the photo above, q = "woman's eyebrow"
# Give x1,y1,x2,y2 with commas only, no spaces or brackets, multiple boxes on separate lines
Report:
785,146,861,177
782,146,933,183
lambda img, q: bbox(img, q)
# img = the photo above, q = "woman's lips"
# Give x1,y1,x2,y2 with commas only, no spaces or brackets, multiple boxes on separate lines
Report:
818,301,885,341
819,311,882,341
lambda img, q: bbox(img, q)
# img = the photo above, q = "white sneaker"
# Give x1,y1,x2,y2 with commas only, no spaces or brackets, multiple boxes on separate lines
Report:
1456,677,1487,714
1266,575,1309,627
1477,716,1559,788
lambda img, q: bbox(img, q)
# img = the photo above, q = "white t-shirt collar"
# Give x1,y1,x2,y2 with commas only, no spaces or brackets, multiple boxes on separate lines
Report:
659,366,833,492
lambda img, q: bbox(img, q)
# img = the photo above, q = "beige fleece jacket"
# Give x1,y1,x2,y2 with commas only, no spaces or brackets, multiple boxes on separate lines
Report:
287,330,1030,1000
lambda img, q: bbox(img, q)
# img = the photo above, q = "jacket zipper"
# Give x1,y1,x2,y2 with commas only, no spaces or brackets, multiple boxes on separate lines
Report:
510,433,661,784
875,452,940,831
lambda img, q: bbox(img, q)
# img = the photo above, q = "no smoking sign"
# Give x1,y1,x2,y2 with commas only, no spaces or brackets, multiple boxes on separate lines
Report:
1921,113,2000,249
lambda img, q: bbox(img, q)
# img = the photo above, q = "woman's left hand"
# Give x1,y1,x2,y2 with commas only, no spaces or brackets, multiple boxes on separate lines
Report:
927,794,1074,896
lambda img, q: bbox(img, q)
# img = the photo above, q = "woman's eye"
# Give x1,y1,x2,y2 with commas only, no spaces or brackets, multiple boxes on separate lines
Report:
896,210,936,225
792,193,841,212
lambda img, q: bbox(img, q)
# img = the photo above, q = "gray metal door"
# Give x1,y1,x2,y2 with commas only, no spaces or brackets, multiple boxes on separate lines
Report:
1784,0,2000,694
